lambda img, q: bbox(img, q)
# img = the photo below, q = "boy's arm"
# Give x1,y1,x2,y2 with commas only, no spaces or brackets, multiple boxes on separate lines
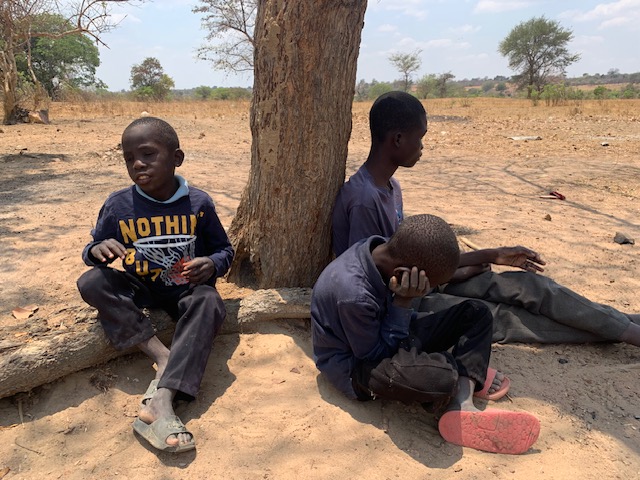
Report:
339,299,413,365
200,200,234,279
449,246,546,283
343,268,428,364
458,246,545,272
82,202,122,266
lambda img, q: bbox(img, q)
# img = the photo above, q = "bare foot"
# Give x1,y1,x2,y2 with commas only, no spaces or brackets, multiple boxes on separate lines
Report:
138,387,193,448
484,370,506,396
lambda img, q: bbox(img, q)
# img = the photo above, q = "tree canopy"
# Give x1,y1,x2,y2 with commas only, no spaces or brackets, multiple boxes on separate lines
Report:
16,14,104,99
389,50,422,92
130,57,175,101
193,0,257,73
0,0,134,124
499,16,580,98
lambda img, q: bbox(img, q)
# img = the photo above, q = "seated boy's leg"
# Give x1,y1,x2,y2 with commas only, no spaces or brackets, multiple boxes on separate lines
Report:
420,292,603,344
353,348,459,407
442,271,630,342
411,299,493,393
77,266,155,350
353,300,493,405
159,284,226,399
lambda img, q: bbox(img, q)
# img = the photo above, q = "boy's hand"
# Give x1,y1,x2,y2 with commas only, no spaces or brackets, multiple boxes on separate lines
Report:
389,266,430,308
182,257,215,285
90,239,126,262
494,246,546,273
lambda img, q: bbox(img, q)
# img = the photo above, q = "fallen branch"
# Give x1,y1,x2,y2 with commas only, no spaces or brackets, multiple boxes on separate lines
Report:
0,288,311,400
459,236,482,251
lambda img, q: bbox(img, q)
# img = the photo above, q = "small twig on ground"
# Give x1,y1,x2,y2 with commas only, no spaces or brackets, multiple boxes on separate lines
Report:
18,400,24,426
14,439,43,456
459,236,482,251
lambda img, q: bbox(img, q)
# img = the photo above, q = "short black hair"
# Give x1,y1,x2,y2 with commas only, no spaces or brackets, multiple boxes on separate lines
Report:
386,214,459,286
369,91,426,143
123,116,180,151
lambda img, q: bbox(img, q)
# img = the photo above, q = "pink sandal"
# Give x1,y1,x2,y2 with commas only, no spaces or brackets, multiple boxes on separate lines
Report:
474,367,511,401
438,409,540,454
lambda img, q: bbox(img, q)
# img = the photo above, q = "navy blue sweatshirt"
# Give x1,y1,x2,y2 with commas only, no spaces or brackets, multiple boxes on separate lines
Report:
311,236,413,399
82,184,234,295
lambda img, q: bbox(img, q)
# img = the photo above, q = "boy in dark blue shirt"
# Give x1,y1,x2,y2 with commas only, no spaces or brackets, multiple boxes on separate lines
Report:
312,214,540,454
332,91,640,348
77,117,234,453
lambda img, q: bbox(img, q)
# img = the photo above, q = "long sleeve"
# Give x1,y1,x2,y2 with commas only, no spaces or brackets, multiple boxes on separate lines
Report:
339,295,412,365
81,202,119,266
199,199,234,279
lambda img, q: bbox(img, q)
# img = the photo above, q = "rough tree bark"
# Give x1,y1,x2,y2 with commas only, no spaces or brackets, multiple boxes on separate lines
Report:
228,0,368,288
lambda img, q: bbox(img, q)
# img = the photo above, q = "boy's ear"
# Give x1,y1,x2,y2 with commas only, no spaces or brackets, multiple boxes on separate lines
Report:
174,148,185,167
392,131,403,147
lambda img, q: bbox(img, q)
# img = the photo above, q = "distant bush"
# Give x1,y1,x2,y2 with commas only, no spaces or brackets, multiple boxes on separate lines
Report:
593,86,609,99
208,87,252,100
367,82,394,100
621,83,639,99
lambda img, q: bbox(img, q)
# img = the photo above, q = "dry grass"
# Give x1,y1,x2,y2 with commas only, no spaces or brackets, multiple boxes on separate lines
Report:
51,99,252,120
48,98,640,127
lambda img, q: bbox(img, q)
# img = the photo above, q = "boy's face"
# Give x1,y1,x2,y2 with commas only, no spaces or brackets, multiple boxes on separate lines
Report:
393,114,428,168
122,123,184,201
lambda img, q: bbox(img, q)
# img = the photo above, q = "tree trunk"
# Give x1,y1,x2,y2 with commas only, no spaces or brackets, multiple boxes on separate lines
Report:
228,0,367,288
0,29,20,125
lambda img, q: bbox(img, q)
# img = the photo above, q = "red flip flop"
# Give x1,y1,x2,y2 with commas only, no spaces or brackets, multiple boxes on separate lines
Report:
474,367,511,401
549,191,566,200
438,409,540,454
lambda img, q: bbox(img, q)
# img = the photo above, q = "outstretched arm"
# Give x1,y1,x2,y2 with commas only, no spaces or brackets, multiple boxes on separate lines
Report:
449,246,546,283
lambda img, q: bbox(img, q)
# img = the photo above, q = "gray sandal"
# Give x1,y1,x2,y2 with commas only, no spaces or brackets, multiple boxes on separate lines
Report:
141,379,160,406
133,415,196,453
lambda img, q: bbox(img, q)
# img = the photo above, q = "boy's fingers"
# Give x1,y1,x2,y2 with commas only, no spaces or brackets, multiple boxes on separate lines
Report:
418,270,428,292
410,267,419,287
403,269,412,290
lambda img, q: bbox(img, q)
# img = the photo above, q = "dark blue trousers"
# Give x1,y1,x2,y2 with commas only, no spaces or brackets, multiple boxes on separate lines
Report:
77,266,225,399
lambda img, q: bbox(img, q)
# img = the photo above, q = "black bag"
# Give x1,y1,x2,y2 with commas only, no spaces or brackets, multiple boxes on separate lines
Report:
368,347,458,405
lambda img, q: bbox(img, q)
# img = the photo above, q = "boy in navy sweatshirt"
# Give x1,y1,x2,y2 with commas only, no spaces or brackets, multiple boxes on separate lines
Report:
312,214,540,454
77,117,234,453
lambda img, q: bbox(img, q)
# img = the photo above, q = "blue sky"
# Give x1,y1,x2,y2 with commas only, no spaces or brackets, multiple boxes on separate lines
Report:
95,0,640,91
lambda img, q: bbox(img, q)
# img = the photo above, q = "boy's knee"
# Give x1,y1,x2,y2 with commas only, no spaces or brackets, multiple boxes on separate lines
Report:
191,285,226,316
368,348,458,404
460,299,491,321
77,267,110,300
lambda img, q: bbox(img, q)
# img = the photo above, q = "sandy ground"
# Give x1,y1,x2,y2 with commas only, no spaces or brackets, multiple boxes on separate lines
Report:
1,98,639,479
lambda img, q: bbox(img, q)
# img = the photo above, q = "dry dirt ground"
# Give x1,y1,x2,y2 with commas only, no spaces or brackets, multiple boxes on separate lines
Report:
1,98,639,479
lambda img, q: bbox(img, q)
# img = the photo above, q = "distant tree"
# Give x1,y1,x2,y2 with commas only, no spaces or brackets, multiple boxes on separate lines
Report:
389,49,422,92
416,73,437,99
495,82,507,92
193,0,257,73
415,72,455,98
499,16,580,98
593,85,609,99
481,81,494,93
194,85,214,99
16,14,104,99
0,0,133,124
354,79,368,101
436,72,455,97
130,57,175,100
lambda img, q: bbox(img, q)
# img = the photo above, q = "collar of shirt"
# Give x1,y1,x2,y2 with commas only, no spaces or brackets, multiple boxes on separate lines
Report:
135,175,189,204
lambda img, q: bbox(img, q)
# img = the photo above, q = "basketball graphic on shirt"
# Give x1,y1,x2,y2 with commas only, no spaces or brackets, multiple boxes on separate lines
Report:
133,235,196,286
